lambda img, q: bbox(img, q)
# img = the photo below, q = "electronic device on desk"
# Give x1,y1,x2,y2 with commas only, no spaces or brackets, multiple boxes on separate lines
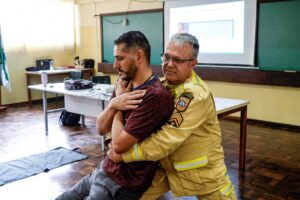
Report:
64,79,93,90
36,59,53,70
25,66,39,72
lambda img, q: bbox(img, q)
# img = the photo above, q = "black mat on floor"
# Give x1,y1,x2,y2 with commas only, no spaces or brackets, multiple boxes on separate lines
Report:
0,147,87,186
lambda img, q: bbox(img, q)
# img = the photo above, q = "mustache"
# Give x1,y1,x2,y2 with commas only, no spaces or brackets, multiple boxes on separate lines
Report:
117,70,132,81
117,69,125,73
163,67,176,73
122,77,131,81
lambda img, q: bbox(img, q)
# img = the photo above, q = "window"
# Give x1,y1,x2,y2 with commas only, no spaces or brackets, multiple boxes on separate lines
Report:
0,0,75,52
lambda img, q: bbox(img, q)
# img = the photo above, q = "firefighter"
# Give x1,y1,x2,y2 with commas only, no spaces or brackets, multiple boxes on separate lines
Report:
108,33,237,200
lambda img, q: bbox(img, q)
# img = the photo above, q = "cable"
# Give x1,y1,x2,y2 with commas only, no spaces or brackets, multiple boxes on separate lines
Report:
124,0,132,26
102,18,124,25
103,0,132,26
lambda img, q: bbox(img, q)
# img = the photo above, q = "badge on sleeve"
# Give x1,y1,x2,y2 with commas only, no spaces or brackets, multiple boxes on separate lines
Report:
176,92,193,112
168,111,183,127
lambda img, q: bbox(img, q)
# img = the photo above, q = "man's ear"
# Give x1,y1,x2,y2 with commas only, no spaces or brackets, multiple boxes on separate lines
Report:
135,49,145,64
192,59,197,68
188,60,197,75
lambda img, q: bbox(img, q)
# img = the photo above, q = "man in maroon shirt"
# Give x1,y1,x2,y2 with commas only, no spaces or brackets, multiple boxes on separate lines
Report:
56,31,173,200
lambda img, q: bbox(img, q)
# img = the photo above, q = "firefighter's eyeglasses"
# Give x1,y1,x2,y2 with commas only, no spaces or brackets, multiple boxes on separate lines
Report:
161,54,195,65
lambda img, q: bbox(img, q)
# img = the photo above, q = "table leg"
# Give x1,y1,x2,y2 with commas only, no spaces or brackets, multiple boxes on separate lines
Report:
81,115,85,127
239,106,247,170
26,74,32,108
102,100,105,111
101,136,105,152
42,91,48,136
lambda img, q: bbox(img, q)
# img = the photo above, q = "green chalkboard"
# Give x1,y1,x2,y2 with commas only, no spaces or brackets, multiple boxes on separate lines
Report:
101,10,163,65
257,0,300,71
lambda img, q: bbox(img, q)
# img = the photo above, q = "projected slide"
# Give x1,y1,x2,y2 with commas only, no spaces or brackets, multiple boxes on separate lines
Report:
170,1,244,54
165,0,257,65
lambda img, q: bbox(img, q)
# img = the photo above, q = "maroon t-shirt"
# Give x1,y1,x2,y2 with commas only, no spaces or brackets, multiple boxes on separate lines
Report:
103,74,174,192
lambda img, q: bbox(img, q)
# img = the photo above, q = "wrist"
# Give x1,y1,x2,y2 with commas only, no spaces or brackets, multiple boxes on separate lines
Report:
116,110,122,115
114,110,123,121
108,99,118,111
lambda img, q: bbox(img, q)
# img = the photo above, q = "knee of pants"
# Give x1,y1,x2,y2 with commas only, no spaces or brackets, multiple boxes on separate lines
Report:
87,184,113,200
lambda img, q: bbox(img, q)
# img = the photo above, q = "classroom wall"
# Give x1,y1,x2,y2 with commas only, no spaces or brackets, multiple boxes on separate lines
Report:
207,81,300,126
74,0,299,126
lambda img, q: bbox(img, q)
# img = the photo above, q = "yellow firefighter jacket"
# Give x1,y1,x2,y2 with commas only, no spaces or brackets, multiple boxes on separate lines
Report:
122,70,234,197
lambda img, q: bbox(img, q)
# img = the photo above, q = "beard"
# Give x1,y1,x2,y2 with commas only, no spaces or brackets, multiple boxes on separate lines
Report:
119,62,138,81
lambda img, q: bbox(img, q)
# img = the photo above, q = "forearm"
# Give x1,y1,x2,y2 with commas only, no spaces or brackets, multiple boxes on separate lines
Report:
111,111,138,153
111,111,124,141
122,125,192,162
97,89,145,135
96,101,117,135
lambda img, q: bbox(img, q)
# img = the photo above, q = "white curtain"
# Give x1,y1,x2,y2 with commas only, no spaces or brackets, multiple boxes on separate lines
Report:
0,0,75,52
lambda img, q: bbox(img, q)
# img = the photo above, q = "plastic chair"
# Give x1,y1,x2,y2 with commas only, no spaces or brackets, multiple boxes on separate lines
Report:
91,76,111,84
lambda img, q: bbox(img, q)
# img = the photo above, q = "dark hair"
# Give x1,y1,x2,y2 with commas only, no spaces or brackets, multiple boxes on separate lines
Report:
114,31,151,64
170,33,199,59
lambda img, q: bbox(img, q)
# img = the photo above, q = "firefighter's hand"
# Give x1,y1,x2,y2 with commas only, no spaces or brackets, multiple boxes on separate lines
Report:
107,143,123,163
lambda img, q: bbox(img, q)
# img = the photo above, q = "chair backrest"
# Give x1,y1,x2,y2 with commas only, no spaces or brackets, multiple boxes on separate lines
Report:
91,76,111,84
69,71,83,80
82,59,95,69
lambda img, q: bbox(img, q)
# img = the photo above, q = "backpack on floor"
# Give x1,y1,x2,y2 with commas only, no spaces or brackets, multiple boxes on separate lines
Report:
59,110,81,126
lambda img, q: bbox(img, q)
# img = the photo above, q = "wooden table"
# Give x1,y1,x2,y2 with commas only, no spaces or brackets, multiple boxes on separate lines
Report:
26,68,93,107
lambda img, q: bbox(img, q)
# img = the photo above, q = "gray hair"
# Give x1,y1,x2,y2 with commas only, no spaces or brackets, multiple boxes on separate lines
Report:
170,33,199,59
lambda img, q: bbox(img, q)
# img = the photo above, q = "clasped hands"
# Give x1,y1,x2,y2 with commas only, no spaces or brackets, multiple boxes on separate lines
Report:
107,143,123,163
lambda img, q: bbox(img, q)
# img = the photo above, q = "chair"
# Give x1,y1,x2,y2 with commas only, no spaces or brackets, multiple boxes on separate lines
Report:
69,71,83,80
91,76,111,84
82,59,95,69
